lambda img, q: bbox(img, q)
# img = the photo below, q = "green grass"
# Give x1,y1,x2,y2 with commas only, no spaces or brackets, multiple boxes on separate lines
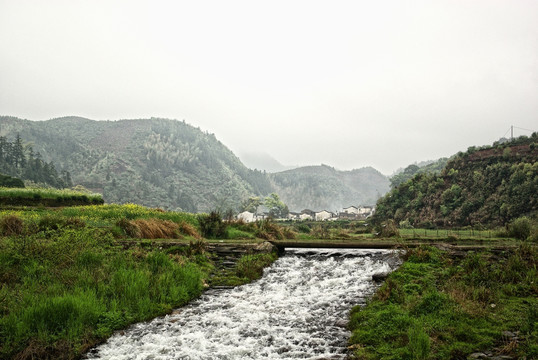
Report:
209,252,278,287
348,245,538,359
0,223,208,359
0,187,103,206
0,205,282,359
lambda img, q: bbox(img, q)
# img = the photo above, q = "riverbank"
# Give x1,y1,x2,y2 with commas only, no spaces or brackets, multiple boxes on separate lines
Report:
0,206,278,360
348,244,538,359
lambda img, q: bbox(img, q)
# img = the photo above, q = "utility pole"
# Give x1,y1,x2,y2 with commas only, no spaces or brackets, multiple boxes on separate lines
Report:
511,125,513,141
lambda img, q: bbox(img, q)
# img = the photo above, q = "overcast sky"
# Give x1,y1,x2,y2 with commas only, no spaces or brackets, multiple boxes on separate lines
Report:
1,0,537,174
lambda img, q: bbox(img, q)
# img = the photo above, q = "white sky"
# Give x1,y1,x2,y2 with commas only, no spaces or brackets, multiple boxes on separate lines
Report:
1,0,537,174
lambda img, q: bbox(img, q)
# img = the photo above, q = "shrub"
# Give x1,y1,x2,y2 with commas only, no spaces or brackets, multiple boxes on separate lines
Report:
198,211,228,239
311,224,330,239
254,219,284,240
295,223,311,233
189,239,207,255
508,216,532,240
0,215,24,236
377,219,399,238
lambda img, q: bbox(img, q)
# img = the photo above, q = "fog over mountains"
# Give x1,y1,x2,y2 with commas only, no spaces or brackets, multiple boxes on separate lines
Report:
0,116,390,212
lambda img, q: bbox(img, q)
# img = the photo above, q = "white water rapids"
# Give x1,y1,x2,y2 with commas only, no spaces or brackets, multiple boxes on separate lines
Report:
85,248,400,360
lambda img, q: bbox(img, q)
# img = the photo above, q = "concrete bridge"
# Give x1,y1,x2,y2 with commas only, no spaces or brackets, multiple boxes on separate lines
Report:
269,239,520,254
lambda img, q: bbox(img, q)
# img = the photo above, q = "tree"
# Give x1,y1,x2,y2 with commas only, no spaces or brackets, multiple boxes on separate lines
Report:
265,193,289,218
241,196,262,213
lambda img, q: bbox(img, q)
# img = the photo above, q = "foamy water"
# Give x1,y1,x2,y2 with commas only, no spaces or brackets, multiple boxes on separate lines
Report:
85,249,399,360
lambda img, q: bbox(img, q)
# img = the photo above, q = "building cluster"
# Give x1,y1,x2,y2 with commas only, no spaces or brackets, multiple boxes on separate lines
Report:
237,205,374,223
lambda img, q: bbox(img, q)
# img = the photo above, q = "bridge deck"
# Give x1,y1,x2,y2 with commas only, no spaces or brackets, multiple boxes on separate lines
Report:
269,240,519,251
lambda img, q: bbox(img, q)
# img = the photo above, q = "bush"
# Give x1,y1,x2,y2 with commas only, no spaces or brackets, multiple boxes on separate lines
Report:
295,223,311,233
508,217,532,240
399,219,414,229
377,219,400,238
0,174,25,188
0,215,24,236
198,211,228,239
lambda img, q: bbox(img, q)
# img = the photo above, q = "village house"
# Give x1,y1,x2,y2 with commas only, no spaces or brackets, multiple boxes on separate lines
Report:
339,205,375,219
315,210,335,221
287,212,301,220
342,205,359,215
299,209,315,221
237,211,255,223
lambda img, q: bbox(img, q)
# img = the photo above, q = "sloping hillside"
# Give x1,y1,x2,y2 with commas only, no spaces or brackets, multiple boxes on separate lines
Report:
0,116,272,212
1,116,392,213
269,165,390,212
374,134,538,227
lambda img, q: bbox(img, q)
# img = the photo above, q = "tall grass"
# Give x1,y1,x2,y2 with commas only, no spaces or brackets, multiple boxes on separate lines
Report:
0,225,208,359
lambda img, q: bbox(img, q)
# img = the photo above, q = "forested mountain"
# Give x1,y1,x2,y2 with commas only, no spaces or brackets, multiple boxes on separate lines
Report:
0,116,272,212
0,116,391,212
374,134,538,227
269,165,390,212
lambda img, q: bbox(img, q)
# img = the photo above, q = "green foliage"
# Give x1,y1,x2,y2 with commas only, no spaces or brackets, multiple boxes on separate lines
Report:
240,196,262,213
210,252,278,287
0,133,72,189
407,322,431,360
0,219,208,359
390,158,448,189
0,214,24,236
269,165,390,212
0,173,25,188
349,245,538,359
375,135,538,227
295,223,311,233
376,219,400,238
0,117,274,212
508,216,532,240
198,211,228,239
0,187,103,206
264,193,289,218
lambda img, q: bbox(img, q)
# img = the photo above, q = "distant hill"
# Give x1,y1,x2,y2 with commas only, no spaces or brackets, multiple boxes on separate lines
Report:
374,134,538,227
238,151,296,173
0,116,272,212
1,116,391,213
269,165,390,212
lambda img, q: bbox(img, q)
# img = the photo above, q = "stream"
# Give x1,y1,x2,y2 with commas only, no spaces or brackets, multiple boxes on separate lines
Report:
85,248,400,360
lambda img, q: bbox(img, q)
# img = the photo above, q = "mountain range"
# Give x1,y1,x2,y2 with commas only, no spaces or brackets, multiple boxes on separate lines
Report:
0,116,390,212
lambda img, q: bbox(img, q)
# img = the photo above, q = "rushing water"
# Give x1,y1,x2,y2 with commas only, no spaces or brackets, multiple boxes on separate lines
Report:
86,248,400,360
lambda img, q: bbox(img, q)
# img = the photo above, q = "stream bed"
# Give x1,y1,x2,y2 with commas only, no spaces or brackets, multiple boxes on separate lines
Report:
85,248,400,360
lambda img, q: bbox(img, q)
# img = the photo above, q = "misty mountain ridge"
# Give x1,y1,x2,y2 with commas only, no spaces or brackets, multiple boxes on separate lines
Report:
0,116,390,212
238,151,298,173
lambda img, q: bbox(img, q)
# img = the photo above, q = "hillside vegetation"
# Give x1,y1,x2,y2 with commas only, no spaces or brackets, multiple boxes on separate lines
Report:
374,134,538,228
0,117,272,212
0,117,389,213
0,134,71,188
270,165,389,212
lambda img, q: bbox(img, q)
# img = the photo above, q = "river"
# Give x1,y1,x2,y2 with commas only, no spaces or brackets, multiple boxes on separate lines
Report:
85,248,400,360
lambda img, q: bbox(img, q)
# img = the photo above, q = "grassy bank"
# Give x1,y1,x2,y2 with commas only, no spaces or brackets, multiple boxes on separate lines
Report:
0,205,279,360
348,245,538,359
0,187,104,207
